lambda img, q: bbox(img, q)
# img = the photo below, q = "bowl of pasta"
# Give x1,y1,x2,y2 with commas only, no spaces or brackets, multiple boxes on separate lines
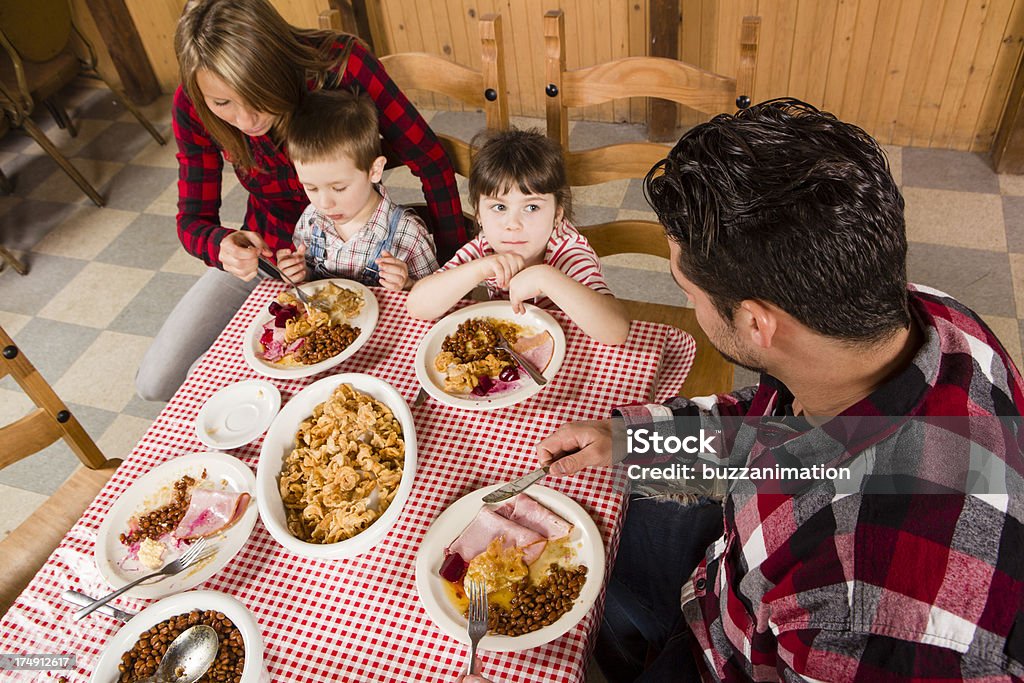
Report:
255,374,417,559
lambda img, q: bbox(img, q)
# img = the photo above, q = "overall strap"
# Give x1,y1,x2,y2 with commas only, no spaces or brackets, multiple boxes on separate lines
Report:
363,203,407,284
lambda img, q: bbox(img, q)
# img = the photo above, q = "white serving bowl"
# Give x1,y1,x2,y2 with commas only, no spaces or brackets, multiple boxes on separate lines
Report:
256,373,418,559
89,590,268,683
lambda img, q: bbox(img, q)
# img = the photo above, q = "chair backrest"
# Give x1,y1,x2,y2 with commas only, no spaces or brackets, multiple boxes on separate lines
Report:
379,14,508,177
0,325,109,471
544,9,760,187
0,0,72,63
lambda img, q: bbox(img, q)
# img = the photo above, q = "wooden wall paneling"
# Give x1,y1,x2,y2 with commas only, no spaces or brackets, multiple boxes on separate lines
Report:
609,0,631,123
677,0,702,128
951,0,1016,149
572,0,602,122
502,0,536,119
413,0,446,111
837,0,880,128
871,0,923,143
932,1,991,149
364,0,390,55
525,0,551,120
891,0,943,145
854,0,899,134
276,0,334,31
822,0,861,114
788,0,838,108
629,0,649,123
910,0,969,147
972,0,1024,151
593,0,615,123
763,0,799,101
992,33,1024,171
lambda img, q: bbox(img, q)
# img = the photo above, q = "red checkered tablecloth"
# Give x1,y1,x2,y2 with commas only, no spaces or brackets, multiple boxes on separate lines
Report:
0,281,696,683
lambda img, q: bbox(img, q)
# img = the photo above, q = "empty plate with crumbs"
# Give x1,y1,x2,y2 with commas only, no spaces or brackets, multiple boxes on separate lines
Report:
195,379,281,450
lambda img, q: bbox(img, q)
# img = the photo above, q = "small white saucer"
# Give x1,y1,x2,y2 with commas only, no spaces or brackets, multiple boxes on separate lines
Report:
195,379,281,450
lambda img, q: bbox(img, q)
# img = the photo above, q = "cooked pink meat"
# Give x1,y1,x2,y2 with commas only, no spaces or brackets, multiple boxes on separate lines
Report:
173,488,251,539
495,493,573,540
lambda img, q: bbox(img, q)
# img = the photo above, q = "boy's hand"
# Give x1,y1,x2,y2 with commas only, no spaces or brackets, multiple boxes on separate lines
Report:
376,250,411,291
478,253,526,290
220,230,269,281
508,265,553,314
275,244,308,284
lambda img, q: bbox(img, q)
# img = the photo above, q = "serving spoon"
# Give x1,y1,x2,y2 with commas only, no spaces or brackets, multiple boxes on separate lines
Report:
137,625,219,683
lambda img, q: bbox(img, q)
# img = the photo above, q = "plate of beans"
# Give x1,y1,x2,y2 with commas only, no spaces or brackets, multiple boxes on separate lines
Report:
94,452,258,599
242,278,379,380
88,590,268,683
414,484,604,652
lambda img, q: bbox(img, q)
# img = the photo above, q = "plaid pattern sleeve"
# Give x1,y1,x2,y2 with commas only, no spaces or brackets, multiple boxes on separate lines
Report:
340,39,467,262
173,86,228,266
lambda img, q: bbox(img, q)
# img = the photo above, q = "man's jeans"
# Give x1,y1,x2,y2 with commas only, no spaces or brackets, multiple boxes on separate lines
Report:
596,495,724,682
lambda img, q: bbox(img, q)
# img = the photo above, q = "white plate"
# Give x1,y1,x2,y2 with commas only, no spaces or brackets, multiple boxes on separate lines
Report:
242,278,380,380
414,484,605,652
89,590,269,683
256,373,418,559
414,301,566,410
194,379,281,450
94,452,258,599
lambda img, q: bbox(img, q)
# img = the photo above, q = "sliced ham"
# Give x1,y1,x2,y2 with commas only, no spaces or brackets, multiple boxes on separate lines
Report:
446,507,546,566
512,332,554,373
173,488,251,540
495,493,573,541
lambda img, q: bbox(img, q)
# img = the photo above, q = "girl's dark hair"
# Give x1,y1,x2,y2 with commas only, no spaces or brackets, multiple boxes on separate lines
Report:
645,98,910,343
469,128,573,223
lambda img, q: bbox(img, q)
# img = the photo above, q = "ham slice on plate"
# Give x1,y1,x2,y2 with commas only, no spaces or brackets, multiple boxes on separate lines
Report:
446,508,546,566
494,493,573,540
173,488,251,540
512,332,554,373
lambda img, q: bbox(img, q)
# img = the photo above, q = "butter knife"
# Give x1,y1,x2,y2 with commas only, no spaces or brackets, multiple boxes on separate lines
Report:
482,466,549,503
61,590,135,622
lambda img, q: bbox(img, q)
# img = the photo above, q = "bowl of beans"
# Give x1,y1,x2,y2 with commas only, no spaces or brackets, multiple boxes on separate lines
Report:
89,590,267,683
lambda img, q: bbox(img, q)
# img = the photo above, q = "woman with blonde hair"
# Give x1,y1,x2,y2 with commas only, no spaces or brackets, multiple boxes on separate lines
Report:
137,0,466,401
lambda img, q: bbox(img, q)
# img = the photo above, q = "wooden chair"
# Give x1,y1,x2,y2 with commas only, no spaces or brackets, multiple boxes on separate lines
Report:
0,324,120,616
378,13,509,178
0,0,167,207
541,10,762,397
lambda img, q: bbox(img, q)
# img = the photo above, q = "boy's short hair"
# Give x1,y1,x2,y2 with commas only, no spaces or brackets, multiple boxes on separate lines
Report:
645,98,910,343
285,89,381,171
469,128,573,222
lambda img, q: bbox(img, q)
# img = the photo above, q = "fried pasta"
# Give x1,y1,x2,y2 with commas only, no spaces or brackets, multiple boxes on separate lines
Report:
434,318,521,394
278,384,405,544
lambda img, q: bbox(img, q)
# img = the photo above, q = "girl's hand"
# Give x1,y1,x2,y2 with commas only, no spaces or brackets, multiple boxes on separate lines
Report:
376,250,411,291
275,244,308,284
508,265,552,314
220,231,269,281
478,253,526,290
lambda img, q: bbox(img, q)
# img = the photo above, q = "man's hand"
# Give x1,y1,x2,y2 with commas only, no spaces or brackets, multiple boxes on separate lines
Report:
376,250,411,291
220,231,269,281
275,244,308,284
536,420,614,476
477,253,526,290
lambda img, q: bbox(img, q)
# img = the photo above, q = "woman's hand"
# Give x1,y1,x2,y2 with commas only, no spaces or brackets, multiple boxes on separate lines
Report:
276,245,308,284
376,250,411,291
220,231,269,281
477,253,526,290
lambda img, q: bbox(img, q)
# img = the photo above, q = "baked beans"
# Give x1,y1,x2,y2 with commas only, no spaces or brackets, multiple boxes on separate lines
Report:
485,564,588,636
119,473,204,546
117,609,244,682
294,323,360,365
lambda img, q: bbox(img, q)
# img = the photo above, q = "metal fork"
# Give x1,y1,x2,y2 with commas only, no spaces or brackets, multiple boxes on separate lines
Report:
466,579,489,675
494,331,547,386
257,255,331,313
73,538,213,620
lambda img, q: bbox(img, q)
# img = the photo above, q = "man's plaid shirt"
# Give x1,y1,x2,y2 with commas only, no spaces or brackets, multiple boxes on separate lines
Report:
293,184,437,285
173,37,467,268
617,285,1024,681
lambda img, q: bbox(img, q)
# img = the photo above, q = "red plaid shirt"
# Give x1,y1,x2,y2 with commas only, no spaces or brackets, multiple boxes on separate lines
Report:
617,286,1024,682
173,37,467,267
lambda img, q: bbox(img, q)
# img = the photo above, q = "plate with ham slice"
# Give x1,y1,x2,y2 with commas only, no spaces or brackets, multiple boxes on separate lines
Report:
414,301,566,410
414,484,604,652
95,451,258,599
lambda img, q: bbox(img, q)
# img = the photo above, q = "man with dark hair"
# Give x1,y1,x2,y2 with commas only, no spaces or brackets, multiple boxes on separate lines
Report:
531,99,1024,682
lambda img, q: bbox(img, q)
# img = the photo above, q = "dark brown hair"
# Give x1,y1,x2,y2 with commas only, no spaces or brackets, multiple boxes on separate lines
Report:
469,128,573,222
285,90,381,171
645,98,910,343
174,0,359,172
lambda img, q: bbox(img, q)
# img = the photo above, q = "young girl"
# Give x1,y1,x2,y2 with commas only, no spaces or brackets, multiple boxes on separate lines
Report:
407,129,629,345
